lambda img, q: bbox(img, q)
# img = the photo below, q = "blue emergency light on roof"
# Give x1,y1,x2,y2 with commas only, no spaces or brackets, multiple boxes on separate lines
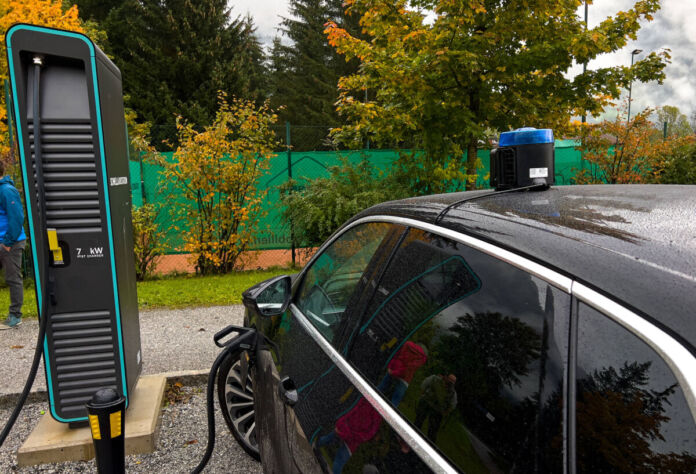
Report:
499,127,554,147
490,127,555,191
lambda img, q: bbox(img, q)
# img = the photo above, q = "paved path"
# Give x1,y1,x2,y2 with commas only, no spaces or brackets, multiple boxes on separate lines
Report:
0,305,244,396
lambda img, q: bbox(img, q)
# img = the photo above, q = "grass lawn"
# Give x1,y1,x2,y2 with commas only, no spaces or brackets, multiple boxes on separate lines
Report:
0,268,292,318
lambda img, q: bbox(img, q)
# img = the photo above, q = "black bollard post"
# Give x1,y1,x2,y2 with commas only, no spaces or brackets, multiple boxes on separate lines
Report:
86,388,126,474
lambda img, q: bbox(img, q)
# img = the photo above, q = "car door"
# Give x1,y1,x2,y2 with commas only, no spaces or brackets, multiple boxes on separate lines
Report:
252,221,407,473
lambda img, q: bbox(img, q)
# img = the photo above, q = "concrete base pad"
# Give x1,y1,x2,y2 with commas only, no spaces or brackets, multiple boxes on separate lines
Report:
17,374,166,467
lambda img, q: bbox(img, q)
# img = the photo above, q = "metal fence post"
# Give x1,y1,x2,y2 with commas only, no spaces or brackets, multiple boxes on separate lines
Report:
364,88,370,150
139,151,147,204
286,121,296,267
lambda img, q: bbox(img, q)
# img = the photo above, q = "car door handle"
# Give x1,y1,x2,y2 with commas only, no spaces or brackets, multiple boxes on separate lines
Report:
279,376,298,407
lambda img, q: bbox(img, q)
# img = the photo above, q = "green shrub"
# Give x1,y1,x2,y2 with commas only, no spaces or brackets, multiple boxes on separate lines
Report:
132,203,167,281
658,144,696,184
280,157,401,246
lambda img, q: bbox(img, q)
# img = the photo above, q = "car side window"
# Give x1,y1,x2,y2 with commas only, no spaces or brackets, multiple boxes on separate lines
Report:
575,303,696,473
295,222,399,345
348,228,570,473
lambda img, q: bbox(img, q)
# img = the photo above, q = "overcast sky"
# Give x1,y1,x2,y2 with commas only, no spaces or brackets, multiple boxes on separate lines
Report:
229,0,696,120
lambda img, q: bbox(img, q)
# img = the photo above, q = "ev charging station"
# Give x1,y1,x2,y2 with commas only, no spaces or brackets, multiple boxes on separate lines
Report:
2,25,236,472
5,24,142,424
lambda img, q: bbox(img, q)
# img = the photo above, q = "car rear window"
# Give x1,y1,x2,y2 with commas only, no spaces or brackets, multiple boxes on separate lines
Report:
575,303,696,472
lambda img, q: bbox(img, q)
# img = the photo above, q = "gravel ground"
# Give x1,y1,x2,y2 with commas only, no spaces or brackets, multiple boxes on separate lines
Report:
0,385,263,473
0,305,245,396
0,305,256,472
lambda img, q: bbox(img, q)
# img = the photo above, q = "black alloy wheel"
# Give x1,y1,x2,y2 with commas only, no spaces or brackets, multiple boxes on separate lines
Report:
217,353,260,460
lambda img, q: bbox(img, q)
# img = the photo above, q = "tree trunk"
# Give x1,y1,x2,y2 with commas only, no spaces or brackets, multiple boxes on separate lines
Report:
466,83,481,191
466,138,478,191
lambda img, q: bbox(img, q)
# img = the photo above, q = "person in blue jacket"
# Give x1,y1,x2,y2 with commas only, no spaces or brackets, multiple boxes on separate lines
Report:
0,161,26,330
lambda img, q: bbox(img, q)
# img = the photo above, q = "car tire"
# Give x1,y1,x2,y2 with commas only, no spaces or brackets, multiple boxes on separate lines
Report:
217,352,260,461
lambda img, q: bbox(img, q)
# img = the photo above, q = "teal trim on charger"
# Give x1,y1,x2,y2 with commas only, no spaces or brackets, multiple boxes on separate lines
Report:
309,427,321,445
358,255,481,335
5,24,129,421
380,283,479,372
297,364,335,394
88,36,129,411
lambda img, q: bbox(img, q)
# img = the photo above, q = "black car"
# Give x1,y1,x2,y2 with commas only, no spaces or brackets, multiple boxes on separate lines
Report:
220,184,696,474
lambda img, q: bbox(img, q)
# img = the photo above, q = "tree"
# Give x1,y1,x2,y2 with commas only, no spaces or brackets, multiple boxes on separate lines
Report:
0,0,102,160
269,0,362,149
67,0,120,22
434,311,543,465
436,312,541,403
576,106,693,184
74,0,267,149
655,105,693,137
325,0,670,190
158,94,278,274
577,361,696,473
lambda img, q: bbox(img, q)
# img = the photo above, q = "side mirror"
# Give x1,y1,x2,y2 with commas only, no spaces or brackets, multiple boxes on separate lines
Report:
242,275,292,317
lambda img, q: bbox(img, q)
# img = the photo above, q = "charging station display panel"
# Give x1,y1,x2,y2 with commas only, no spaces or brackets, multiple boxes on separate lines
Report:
6,24,141,423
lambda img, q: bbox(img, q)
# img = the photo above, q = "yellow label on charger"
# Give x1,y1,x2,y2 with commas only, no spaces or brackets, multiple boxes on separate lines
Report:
47,229,59,249
88,414,101,440
339,387,354,404
46,228,64,264
110,411,122,438
380,337,397,352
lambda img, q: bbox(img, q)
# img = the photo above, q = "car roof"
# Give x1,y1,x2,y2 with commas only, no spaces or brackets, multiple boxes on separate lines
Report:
352,184,696,352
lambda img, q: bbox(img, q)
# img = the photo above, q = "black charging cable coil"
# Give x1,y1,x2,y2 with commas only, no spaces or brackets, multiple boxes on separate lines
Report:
0,55,54,448
190,326,258,474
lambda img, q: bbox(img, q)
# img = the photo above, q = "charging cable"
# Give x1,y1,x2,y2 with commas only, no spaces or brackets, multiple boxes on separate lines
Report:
0,55,54,448
190,326,257,474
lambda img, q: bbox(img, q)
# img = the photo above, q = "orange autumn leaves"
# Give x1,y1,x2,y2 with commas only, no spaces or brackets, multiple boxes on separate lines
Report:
157,94,278,274
0,0,85,160
576,107,694,184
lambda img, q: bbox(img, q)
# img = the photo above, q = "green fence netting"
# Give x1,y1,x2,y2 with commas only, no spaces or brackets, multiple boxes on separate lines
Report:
129,142,584,253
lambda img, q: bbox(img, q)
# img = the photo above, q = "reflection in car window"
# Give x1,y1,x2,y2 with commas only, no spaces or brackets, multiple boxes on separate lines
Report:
348,228,570,473
313,393,432,474
576,303,696,473
255,278,289,314
296,222,395,344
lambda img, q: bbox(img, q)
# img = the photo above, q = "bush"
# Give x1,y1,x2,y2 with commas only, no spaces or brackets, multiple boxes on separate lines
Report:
657,144,696,184
132,203,166,281
158,94,278,274
575,107,693,184
280,157,401,246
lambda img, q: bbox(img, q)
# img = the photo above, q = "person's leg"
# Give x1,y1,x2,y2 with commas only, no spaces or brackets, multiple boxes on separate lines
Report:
317,431,338,447
391,379,408,407
414,398,428,429
427,411,443,441
0,241,23,329
377,372,392,393
332,441,351,474
5,241,25,321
